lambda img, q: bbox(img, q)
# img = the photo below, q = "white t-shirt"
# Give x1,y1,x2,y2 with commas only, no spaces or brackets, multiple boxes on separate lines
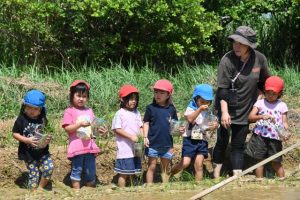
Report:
182,107,207,137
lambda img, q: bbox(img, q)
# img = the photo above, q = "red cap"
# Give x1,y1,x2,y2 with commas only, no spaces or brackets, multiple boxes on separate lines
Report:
153,79,173,95
265,76,284,94
119,84,139,98
70,80,91,90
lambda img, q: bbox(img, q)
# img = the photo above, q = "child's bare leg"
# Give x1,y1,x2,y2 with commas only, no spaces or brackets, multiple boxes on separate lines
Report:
255,165,264,178
170,157,191,176
72,180,80,189
146,157,157,184
272,161,285,178
118,174,127,188
194,154,204,182
39,177,49,189
160,158,171,183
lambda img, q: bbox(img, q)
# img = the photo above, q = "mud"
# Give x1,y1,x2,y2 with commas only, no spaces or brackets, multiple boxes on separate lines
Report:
0,110,300,199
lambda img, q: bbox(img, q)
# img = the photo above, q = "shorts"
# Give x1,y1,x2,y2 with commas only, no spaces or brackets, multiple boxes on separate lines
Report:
145,147,174,160
114,157,142,175
70,153,96,182
182,137,208,158
245,133,282,162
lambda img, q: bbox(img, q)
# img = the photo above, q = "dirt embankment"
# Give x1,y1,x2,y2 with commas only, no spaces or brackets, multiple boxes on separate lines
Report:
0,110,300,191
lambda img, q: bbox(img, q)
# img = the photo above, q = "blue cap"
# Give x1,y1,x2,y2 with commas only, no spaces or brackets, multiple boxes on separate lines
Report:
23,90,46,108
192,84,214,101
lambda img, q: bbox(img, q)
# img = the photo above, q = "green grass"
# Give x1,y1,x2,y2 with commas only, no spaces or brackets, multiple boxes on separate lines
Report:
1,62,300,147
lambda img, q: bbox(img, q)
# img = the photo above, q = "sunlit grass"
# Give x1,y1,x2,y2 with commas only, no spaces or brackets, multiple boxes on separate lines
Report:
0,62,300,147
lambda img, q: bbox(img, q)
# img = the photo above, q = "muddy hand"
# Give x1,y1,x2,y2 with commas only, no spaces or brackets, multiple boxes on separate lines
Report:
29,136,39,147
207,121,218,131
131,135,138,142
179,126,185,134
98,126,108,135
45,135,52,145
80,121,91,127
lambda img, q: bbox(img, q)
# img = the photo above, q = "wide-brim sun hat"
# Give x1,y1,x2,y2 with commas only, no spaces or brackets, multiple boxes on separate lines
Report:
228,26,257,49
265,76,284,94
153,79,173,95
70,80,91,90
23,89,46,108
192,84,214,101
119,84,139,98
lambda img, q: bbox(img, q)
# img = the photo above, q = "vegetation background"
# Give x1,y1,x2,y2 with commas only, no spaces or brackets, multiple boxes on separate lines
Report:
1,1,300,197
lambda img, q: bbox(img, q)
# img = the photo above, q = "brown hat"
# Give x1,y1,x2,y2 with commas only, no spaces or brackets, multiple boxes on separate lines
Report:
228,26,257,49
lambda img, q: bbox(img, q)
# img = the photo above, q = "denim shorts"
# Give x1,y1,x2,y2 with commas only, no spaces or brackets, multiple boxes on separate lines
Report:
145,147,174,160
182,137,208,158
245,133,283,162
114,157,142,175
70,153,96,182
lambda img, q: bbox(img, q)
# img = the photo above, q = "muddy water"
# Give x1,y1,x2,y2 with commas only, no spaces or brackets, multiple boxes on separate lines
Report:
100,186,300,200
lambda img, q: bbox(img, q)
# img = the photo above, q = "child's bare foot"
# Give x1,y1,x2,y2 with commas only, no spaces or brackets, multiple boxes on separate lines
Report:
161,172,170,183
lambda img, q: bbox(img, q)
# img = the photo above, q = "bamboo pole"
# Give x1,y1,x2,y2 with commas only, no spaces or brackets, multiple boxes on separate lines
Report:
189,141,300,200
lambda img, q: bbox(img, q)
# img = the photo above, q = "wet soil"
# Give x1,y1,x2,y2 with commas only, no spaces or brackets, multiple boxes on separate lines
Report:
0,110,300,199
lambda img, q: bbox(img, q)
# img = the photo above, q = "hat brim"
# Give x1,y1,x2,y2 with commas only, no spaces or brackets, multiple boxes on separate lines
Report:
265,86,281,94
228,35,256,49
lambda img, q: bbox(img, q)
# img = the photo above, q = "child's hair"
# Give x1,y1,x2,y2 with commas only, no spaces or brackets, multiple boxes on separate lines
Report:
69,80,90,105
118,84,139,109
120,93,139,109
152,79,174,105
20,89,48,126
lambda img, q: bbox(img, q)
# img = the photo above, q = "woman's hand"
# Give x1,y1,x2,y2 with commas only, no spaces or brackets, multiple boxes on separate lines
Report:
144,138,149,147
221,112,231,129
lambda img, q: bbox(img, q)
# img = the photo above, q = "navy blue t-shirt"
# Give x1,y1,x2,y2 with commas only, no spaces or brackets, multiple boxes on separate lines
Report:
143,103,178,149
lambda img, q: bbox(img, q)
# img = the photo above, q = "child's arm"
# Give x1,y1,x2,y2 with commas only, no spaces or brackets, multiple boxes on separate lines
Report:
282,112,289,130
143,122,149,147
185,105,209,124
13,132,39,147
248,106,273,123
281,112,291,140
63,121,90,133
114,128,138,142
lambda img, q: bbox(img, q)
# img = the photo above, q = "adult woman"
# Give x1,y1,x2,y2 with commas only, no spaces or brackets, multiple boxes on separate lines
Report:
213,26,270,178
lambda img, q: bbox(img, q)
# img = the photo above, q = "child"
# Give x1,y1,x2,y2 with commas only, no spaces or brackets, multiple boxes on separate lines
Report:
246,76,290,179
112,84,143,187
170,84,218,181
62,80,106,189
143,79,179,184
12,89,53,190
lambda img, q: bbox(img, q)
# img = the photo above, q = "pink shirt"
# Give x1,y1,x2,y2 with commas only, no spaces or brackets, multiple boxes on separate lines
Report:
112,108,143,159
62,107,100,158
253,99,288,140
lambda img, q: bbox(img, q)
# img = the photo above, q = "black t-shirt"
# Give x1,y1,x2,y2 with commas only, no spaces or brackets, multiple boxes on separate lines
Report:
143,103,178,149
215,49,270,124
12,113,50,162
